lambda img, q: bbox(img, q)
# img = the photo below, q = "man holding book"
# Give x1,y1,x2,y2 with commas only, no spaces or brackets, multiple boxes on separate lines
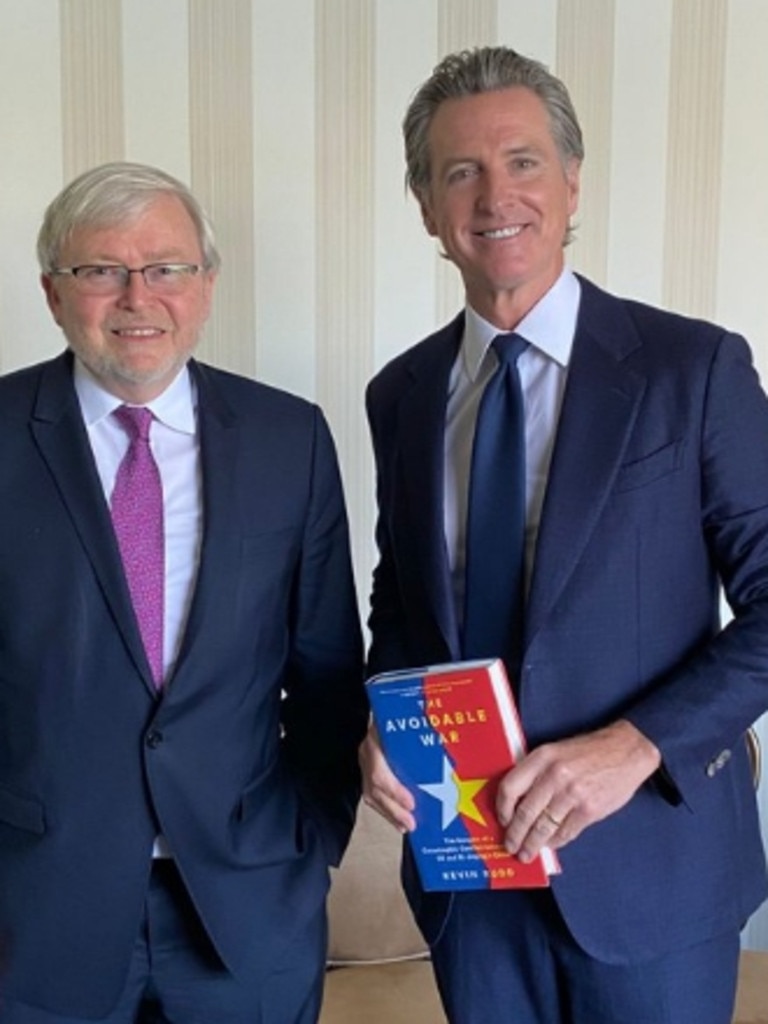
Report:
360,46,768,1024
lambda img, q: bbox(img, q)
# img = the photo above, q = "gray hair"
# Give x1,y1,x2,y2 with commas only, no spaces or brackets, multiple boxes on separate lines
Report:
404,46,584,198
37,161,221,273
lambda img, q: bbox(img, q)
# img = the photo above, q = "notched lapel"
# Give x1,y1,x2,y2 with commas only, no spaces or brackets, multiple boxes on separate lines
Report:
525,316,647,645
394,330,462,658
167,363,239,685
30,355,156,692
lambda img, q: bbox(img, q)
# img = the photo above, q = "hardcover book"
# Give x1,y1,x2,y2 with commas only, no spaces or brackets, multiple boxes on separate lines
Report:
366,658,560,891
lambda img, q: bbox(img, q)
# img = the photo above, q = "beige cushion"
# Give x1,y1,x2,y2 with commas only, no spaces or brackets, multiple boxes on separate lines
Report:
321,960,446,1024
327,802,427,963
734,951,768,1024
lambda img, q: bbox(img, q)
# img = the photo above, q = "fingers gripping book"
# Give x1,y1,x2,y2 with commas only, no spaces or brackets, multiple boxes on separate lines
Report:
366,658,560,891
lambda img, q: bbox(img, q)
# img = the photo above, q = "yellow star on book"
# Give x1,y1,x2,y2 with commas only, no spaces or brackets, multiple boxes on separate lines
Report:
453,772,488,826
420,756,489,829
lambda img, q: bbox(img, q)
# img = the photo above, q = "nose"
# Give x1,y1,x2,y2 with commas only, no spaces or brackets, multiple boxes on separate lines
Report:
477,168,511,215
116,269,152,307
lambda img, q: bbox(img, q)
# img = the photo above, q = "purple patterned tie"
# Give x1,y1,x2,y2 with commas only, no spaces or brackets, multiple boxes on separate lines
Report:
111,406,165,687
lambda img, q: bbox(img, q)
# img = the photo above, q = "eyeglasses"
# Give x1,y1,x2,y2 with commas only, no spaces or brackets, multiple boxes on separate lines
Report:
50,263,204,296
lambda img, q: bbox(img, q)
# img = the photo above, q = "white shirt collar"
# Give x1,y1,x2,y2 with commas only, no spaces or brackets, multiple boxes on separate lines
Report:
73,358,197,435
462,268,581,381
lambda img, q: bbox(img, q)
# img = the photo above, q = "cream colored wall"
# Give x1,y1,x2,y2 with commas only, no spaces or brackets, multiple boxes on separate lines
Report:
2,0,768,947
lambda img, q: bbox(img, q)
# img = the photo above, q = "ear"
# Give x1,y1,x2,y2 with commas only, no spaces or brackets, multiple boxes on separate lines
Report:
416,188,439,238
41,273,65,327
199,270,218,321
565,159,581,217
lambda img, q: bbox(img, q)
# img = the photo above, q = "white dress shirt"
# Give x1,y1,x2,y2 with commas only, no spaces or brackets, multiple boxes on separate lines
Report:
74,360,202,858
74,360,203,683
444,268,581,621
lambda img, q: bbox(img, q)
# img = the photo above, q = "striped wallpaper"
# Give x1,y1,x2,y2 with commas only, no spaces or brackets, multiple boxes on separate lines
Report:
1,0,768,948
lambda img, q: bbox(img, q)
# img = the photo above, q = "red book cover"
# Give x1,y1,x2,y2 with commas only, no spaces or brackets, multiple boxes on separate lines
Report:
366,658,560,891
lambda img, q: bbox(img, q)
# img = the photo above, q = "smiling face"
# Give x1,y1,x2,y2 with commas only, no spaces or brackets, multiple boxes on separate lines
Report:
42,193,216,403
419,86,581,329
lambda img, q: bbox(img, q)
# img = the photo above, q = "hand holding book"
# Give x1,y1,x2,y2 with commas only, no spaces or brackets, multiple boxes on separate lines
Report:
495,716,661,864
359,722,417,834
365,658,560,892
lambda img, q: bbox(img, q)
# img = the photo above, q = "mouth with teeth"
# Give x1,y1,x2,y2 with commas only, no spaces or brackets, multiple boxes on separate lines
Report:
478,225,524,240
111,327,166,338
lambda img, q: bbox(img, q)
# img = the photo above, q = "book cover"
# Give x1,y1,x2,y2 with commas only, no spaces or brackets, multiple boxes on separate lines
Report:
366,658,559,892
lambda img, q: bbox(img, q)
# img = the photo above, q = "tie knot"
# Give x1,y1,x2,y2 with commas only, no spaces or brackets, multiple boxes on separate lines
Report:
492,333,528,368
114,405,153,442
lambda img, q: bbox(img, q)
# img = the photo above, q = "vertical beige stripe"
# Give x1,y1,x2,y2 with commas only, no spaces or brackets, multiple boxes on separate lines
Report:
189,0,255,378
251,0,317,400
663,0,727,319
60,0,124,181
717,0,768,358
316,0,376,589
121,0,190,179
556,0,615,285
607,1,672,304
498,0,558,65
372,0,438,369
0,2,63,373
435,0,498,323
438,0,497,52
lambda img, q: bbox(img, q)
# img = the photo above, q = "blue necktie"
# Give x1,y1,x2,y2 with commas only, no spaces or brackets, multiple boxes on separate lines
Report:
463,333,528,672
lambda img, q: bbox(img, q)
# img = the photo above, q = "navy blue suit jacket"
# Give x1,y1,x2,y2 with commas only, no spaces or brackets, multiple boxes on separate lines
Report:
366,276,768,964
0,352,367,1017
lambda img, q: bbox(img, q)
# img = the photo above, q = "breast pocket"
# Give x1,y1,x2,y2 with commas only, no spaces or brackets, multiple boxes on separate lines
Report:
240,526,298,561
233,527,301,622
613,440,684,494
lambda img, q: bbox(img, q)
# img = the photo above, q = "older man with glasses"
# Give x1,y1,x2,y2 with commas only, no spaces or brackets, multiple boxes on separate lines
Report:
0,162,367,1024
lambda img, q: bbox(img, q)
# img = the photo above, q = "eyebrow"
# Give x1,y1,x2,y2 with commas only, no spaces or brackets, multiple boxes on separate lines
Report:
75,248,197,264
438,143,542,174
502,144,543,159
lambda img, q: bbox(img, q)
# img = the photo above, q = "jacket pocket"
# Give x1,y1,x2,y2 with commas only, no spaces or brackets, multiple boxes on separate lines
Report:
614,440,684,493
235,759,311,865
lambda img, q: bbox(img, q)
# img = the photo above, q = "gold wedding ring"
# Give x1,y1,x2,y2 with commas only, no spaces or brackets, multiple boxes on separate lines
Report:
541,807,562,828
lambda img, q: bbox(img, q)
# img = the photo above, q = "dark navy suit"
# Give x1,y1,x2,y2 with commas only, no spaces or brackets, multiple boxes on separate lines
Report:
0,352,367,1019
366,276,768,1017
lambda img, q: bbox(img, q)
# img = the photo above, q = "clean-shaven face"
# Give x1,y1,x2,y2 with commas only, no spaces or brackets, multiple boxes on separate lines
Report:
419,86,580,329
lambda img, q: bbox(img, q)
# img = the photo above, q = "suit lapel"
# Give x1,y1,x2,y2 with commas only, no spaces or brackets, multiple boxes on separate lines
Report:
29,353,155,691
394,318,463,658
169,361,238,680
526,282,647,646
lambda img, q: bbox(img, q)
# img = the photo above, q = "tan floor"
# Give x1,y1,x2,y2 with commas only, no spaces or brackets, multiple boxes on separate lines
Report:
320,951,768,1024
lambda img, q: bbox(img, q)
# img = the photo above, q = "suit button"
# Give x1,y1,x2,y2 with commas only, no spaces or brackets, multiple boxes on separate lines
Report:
146,730,164,749
706,749,731,777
